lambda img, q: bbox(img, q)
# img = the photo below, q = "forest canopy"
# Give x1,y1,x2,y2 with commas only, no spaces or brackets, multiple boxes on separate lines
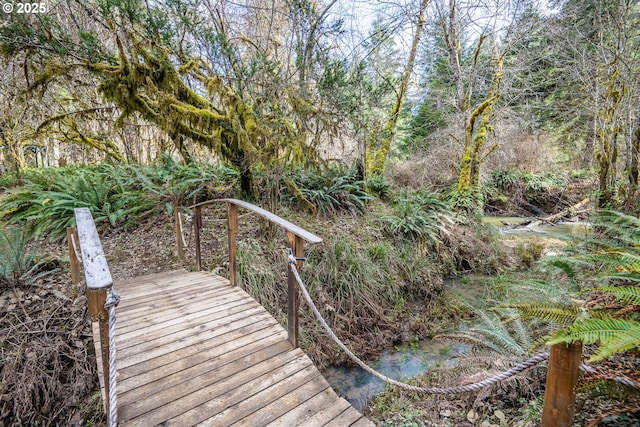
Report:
0,0,639,209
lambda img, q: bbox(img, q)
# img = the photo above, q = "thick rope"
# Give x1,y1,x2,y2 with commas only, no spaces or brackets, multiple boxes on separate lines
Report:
105,287,121,427
287,254,549,394
580,363,640,390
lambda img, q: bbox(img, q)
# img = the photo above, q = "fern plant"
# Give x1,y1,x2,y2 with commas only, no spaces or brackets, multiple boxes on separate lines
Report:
0,160,239,240
512,210,640,361
0,226,56,289
283,166,372,215
438,302,536,357
379,189,454,244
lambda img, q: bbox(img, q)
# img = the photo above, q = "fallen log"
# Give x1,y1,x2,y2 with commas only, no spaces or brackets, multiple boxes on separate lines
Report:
525,198,591,228
516,197,549,216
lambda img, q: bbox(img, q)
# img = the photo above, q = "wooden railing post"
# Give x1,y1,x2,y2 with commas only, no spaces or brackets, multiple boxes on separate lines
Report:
174,209,184,259
287,232,304,348
74,208,115,417
194,205,202,271
87,286,111,415
227,202,238,287
541,341,583,427
67,226,81,284
186,199,322,343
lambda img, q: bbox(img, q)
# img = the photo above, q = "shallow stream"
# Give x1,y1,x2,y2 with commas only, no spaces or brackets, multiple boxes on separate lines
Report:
321,217,590,410
322,341,470,411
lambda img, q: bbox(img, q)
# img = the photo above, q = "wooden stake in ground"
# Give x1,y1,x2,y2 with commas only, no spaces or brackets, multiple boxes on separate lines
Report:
541,341,583,427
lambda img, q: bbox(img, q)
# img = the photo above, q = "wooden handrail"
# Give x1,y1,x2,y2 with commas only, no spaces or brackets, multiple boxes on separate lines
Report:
73,207,114,416
188,198,323,244
184,198,323,347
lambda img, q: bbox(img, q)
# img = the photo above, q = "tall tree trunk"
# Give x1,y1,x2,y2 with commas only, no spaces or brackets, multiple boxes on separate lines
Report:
456,56,503,210
595,66,625,208
368,0,430,176
625,117,640,203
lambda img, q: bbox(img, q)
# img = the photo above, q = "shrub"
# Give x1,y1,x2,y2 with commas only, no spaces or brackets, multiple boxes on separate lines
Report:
0,165,149,239
0,171,20,190
366,175,392,200
513,239,546,268
0,159,239,240
283,166,372,215
379,188,454,243
0,227,57,289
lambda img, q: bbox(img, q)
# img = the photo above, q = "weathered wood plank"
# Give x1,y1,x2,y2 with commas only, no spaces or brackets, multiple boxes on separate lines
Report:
117,299,257,347
265,389,340,427
235,376,332,426
118,334,291,405
115,274,223,303
350,417,376,427
322,407,365,427
297,398,353,427
74,207,112,289
121,348,308,425
167,357,319,427
91,270,374,427
118,325,287,394
117,285,235,321
116,292,252,332
118,317,281,379
116,290,250,333
119,311,276,369
117,305,268,359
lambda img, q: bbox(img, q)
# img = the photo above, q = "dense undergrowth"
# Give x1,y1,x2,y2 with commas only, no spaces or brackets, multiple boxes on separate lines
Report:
368,210,640,427
3,160,636,426
0,160,504,425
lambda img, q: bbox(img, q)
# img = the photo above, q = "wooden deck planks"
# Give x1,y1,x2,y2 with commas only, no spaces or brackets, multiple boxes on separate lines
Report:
92,270,374,426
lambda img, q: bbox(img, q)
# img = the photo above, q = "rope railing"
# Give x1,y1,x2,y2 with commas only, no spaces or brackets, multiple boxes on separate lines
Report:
287,252,548,394
287,253,640,394
580,363,640,389
105,287,120,427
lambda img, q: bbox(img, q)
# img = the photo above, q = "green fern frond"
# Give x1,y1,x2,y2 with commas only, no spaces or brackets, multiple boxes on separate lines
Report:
509,302,583,325
598,286,640,305
548,318,640,361
591,325,640,361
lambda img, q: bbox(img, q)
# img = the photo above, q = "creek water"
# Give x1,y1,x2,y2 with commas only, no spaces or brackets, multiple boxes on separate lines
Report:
321,217,590,411
482,216,591,238
322,341,471,411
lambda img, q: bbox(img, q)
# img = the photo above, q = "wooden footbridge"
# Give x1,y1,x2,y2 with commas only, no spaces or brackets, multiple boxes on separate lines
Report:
68,199,374,427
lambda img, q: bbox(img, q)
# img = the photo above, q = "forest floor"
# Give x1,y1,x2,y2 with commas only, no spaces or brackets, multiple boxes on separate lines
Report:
1,202,462,426
2,178,639,426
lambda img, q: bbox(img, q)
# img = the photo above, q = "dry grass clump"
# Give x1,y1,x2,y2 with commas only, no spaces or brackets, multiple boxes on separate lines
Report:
368,354,546,427
0,275,102,425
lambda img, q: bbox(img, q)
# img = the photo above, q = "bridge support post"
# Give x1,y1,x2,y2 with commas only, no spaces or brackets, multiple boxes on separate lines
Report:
194,205,202,271
287,232,304,347
87,287,112,415
67,227,81,284
541,341,582,427
227,202,238,286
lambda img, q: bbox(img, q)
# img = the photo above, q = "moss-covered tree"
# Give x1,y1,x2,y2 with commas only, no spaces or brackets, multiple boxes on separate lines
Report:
0,0,341,195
